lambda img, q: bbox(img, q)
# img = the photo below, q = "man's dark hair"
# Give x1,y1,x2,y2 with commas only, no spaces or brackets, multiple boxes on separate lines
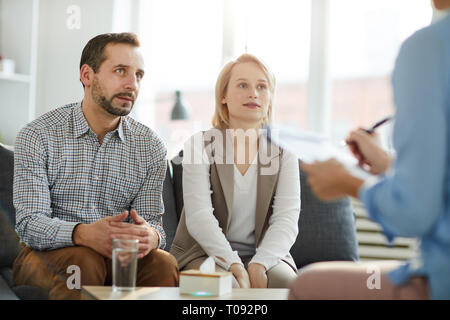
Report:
79,32,140,86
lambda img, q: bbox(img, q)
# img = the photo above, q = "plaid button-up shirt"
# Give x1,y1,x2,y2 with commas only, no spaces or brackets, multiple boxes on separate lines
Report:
13,102,167,250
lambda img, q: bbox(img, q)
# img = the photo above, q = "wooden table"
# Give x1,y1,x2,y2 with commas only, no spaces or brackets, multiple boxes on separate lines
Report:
83,286,289,300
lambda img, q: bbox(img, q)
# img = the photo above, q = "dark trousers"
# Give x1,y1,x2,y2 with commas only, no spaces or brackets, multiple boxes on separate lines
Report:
13,244,179,300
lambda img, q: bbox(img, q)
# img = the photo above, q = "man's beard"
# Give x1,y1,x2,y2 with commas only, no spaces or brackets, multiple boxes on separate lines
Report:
92,77,135,117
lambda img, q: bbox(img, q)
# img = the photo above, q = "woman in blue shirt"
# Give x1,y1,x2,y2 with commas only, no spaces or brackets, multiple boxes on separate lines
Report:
289,0,450,300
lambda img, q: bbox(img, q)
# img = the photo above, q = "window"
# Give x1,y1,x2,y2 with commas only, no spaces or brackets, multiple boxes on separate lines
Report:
137,0,223,158
136,0,433,156
231,0,311,128
329,0,432,144
137,0,312,158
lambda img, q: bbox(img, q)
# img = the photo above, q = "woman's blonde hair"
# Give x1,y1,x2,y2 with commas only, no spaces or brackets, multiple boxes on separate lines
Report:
212,53,276,129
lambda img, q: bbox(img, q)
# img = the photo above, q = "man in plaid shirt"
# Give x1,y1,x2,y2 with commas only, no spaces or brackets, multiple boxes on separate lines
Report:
12,33,179,299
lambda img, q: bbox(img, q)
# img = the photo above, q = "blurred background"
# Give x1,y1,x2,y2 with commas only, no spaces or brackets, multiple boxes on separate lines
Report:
0,0,434,158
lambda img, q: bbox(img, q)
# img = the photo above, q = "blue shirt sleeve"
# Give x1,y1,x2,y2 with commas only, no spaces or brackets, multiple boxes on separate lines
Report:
360,28,449,240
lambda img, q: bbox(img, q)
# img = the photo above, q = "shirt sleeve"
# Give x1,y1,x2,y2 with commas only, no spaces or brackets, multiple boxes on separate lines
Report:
183,132,243,270
131,134,167,250
359,28,448,241
250,150,301,270
14,126,79,250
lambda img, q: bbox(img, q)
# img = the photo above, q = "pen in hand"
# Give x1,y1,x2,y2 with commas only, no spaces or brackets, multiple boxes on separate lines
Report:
344,116,394,169
341,116,393,146
363,116,394,134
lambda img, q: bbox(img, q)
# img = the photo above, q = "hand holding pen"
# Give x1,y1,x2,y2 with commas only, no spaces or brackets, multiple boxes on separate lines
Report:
361,116,393,134
346,116,393,175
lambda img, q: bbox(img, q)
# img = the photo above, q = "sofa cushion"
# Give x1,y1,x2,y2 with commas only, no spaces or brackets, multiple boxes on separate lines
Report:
162,161,179,252
0,276,19,300
290,166,359,268
170,151,184,221
12,285,49,300
0,144,15,225
171,151,359,269
0,206,21,269
0,267,14,287
0,145,22,269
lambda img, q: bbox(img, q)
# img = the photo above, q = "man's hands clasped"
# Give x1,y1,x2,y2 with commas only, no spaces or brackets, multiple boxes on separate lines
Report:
73,209,159,259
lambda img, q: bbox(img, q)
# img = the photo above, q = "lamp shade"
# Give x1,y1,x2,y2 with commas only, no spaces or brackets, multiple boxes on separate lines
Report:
171,90,191,120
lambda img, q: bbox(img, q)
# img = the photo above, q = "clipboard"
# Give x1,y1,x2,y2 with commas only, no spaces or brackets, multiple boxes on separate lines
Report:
262,124,374,180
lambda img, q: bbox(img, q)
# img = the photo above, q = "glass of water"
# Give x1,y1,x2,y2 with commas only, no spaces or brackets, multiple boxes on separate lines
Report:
112,239,139,292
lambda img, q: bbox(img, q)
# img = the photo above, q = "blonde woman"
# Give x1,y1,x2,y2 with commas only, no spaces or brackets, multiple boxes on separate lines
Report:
170,54,301,288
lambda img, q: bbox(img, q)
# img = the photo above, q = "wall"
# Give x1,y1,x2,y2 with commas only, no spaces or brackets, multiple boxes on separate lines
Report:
35,0,115,117
0,0,36,145
0,0,140,144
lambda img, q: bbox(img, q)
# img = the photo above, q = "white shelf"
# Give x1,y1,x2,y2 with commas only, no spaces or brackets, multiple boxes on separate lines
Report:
0,0,39,145
0,71,31,83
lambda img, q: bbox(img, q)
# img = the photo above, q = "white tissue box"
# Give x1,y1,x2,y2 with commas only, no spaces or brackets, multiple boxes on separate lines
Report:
179,270,232,296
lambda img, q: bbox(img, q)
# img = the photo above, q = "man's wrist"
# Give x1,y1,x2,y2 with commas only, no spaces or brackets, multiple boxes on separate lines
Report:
152,227,160,249
72,223,88,246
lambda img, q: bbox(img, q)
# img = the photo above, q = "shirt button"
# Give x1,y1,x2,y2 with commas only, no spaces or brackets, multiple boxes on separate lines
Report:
94,175,100,181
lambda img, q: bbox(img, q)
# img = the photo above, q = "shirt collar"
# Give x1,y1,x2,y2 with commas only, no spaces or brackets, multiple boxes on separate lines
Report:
73,102,90,138
116,117,127,142
72,102,128,143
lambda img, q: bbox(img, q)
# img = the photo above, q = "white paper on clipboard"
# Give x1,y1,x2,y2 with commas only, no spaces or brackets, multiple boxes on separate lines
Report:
263,125,374,180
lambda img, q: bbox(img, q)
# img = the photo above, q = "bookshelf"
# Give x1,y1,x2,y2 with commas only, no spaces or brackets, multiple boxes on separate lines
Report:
0,72,32,83
0,0,39,145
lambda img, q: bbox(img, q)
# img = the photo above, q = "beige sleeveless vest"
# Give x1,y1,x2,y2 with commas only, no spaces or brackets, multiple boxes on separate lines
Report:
170,128,296,271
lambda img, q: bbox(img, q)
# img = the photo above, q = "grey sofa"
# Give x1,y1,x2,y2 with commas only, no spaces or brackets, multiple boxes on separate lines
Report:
0,145,49,299
0,146,358,300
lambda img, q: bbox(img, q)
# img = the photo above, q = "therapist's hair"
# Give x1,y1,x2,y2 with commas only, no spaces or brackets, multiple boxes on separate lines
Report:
212,53,276,129
79,33,140,88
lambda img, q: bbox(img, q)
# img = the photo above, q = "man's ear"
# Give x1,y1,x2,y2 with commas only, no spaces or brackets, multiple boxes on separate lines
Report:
80,64,94,88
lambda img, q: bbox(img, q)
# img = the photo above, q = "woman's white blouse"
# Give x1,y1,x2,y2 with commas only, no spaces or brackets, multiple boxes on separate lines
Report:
228,156,258,258
182,132,301,271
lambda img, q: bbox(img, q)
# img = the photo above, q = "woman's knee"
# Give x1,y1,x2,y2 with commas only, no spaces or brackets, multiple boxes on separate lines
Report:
266,262,298,288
